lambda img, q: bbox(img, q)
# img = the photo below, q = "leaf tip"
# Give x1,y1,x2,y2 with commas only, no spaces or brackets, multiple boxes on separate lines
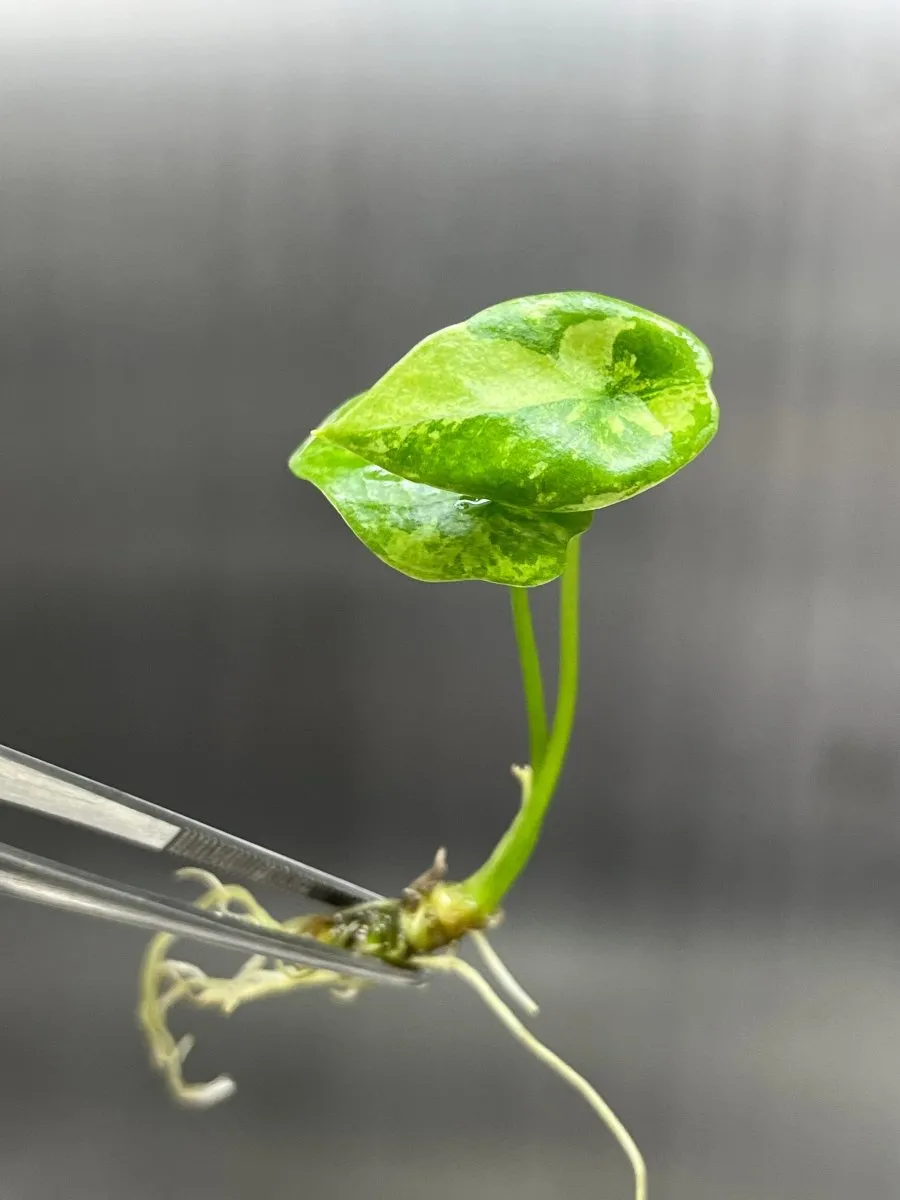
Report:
288,433,320,479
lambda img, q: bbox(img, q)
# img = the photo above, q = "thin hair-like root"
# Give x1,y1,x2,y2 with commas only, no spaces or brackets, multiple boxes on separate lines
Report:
416,953,647,1200
138,871,647,1200
470,930,539,1016
138,871,363,1107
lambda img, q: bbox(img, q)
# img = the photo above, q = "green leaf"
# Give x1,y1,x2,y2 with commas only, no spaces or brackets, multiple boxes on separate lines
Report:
290,292,717,584
292,437,591,586
314,292,717,513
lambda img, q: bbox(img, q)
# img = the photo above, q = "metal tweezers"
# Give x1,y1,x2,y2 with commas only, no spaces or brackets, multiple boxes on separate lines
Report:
0,742,421,986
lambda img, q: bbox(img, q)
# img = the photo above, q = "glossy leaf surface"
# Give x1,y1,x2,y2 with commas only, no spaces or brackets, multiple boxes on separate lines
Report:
292,437,592,586
291,292,717,584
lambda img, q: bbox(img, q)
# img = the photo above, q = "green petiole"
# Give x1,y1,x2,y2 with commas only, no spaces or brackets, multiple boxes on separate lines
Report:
462,536,581,915
509,583,549,770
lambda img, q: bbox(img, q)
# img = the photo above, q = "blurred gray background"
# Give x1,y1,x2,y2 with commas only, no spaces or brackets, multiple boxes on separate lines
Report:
1,0,899,1197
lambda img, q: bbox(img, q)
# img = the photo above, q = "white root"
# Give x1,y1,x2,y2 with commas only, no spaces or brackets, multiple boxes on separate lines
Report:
137,870,648,1200
470,930,539,1016
137,873,363,1107
416,952,647,1200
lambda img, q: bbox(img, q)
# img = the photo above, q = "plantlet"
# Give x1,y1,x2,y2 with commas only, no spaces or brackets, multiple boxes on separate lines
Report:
139,292,717,1199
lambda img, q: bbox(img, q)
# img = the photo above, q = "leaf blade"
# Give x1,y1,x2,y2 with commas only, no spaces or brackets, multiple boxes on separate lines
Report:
318,292,717,512
291,437,591,586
